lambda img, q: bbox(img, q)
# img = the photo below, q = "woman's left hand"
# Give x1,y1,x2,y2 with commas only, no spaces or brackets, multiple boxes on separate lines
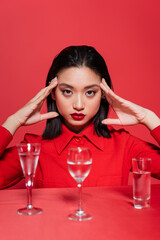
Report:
100,78,160,130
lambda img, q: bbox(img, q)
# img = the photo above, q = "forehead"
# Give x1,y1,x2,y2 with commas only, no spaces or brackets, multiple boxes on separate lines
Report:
57,67,101,85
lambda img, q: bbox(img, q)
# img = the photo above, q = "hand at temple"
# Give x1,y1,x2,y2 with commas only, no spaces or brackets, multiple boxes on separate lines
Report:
100,78,160,130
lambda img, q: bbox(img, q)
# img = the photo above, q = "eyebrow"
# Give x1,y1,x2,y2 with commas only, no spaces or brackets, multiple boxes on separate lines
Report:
59,83,100,89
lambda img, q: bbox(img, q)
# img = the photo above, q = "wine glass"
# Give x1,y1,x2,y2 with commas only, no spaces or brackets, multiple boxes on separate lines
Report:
16,143,42,215
67,147,92,221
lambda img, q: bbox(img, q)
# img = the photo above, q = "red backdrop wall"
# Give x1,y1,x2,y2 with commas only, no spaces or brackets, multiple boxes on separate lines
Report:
0,0,160,146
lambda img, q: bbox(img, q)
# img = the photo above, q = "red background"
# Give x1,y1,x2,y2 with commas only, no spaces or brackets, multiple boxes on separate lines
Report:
0,0,160,146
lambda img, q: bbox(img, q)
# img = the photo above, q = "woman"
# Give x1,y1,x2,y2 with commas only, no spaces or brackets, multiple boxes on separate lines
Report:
1,45,160,188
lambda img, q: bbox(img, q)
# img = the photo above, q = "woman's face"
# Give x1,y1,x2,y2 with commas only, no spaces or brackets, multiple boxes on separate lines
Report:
52,67,102,133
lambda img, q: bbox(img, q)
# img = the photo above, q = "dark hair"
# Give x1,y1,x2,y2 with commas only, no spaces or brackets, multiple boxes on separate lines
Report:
42,45,112,139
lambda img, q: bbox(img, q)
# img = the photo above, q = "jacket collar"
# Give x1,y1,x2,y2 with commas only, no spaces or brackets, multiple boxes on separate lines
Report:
54,123,104,155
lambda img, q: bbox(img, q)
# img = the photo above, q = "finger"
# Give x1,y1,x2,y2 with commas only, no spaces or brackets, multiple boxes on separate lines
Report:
40,112,59,121
29,79,57,107
101,118,121,125
100,80,126,104
100,79,116,97
40,77,58,99
47,77,58,90
31,78,58,102
43,78,58,98
100,82,113,104
101,78,111,91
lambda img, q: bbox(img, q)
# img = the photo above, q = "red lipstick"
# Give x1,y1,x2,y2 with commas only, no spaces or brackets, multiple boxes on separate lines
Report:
71,113,85,121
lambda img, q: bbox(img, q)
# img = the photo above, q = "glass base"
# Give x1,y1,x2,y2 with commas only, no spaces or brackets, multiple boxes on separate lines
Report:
17,206,43,215
134,198,150,209
68,210,92,221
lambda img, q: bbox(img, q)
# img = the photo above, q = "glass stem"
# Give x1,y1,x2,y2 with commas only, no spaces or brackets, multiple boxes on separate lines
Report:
77,183,83,213
26,177,33,209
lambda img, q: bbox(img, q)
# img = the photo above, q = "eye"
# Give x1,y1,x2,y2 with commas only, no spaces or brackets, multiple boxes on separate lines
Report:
86,90,96,97
62,89,72,96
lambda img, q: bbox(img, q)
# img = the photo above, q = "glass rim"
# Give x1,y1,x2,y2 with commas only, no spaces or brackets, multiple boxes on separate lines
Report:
68,147,91,151
132,157,151,161
16,143,41,147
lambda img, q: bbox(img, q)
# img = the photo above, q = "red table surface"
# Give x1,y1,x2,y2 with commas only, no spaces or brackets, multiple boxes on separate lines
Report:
0,185,160,240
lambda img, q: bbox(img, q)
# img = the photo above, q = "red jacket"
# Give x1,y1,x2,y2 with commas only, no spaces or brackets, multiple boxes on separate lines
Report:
0,124,160,189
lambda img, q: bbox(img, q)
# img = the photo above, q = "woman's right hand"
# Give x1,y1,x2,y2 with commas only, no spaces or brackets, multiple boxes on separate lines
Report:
2,78,59,135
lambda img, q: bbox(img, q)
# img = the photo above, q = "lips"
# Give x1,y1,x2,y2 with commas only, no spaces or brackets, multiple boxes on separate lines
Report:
71,113,85,121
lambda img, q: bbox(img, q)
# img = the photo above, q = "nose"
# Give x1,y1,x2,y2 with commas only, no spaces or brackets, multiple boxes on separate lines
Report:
73,94,84,111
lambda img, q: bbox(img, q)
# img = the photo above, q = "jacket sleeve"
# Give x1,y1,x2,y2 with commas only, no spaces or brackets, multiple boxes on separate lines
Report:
0,126,23,189
150,125,160,145
0,126,13,156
